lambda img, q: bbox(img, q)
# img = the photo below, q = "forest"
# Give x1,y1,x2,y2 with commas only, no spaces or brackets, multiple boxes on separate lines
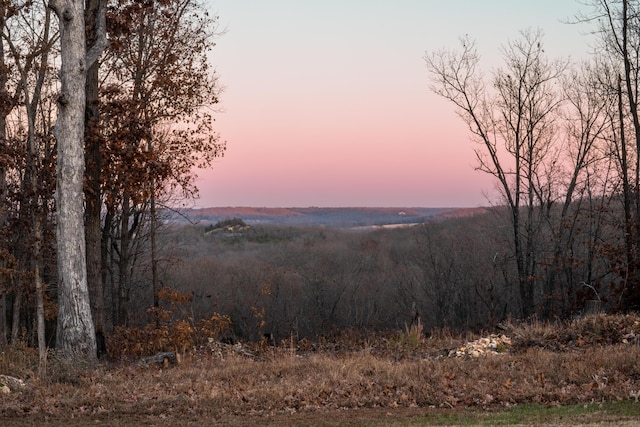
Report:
0,0,224,364
139,203,621,344
2,0,640,368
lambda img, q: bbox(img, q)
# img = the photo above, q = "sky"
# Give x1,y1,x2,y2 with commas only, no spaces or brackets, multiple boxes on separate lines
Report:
194,0,593,208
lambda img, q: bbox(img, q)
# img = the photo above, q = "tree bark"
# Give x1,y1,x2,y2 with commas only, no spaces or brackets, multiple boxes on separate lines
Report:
49,0,96,361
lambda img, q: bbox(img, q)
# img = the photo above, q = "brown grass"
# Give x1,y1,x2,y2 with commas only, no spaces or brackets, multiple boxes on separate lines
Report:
2,314,640,425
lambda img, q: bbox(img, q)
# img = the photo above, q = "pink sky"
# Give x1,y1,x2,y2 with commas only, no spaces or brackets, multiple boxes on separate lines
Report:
195,1,591,208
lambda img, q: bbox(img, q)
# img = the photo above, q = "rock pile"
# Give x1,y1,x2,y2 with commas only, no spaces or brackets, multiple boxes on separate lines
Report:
450,334,512,357
0,375,26,394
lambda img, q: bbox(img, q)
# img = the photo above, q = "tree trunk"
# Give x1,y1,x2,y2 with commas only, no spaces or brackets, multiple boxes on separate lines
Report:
102,209,115,328
26,113,46,369
0,12,8,349
150,191,159,308
49,0,96,361
118,195,131,326
34,217,46,374
0,294,6,348
620,0,640,310
148,137,159,322
84,0,106,356
23,4,53,373
10,291,21,344
618,75,636,308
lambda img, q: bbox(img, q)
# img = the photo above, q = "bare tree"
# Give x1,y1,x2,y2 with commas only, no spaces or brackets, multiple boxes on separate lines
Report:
426,30,567,317
581,0,640,310
542,62,613,314
0,1,60,365
6,2,56,371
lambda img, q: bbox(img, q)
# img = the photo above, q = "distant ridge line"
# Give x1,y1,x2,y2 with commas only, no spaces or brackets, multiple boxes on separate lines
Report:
179,206,487,228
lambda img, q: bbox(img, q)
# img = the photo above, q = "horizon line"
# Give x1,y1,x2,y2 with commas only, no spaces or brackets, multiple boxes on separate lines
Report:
189,205,489,210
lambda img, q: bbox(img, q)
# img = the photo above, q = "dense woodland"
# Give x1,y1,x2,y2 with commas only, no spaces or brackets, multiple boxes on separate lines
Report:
0,0,224,362
3,0,640,363
143,206,616,343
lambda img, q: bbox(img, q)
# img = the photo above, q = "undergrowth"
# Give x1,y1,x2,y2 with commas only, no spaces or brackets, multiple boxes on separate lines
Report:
1,313,640,423
107,286,232,359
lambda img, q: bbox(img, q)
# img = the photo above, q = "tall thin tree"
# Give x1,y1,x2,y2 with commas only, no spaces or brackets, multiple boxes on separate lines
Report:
48,0,106,361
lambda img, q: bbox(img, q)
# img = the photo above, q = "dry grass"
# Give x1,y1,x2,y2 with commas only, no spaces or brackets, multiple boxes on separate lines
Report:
505,313,640,351
1,314,640,425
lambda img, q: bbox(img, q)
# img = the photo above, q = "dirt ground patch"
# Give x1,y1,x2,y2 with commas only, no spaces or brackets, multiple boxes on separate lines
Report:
1,405,640,426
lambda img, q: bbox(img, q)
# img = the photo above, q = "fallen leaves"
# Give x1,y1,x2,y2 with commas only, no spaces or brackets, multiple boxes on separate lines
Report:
2,314,640,422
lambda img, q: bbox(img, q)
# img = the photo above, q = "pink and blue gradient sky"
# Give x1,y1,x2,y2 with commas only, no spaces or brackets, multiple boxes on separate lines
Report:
196,1,591,208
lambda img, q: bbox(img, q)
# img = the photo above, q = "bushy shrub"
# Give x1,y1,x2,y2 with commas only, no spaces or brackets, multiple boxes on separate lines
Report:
107,286,232,360
0,341,38,378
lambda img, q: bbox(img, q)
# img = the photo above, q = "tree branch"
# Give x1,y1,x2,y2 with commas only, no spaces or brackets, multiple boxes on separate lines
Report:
47,0,62,15
86,0,108,68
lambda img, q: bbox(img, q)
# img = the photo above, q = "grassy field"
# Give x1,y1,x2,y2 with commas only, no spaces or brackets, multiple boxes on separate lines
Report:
1,314,640,426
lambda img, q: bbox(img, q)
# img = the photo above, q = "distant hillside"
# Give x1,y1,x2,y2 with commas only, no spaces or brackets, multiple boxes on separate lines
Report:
176,207,487,228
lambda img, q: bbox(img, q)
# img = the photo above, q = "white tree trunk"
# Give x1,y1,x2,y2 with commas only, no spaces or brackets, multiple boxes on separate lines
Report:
50,0,96,361
34,218,46,373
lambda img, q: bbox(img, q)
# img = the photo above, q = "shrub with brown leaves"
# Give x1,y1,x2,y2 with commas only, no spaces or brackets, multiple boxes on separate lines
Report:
106,286,232,359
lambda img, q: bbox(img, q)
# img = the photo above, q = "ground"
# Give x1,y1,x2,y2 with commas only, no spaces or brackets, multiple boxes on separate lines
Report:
2,314,640,426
